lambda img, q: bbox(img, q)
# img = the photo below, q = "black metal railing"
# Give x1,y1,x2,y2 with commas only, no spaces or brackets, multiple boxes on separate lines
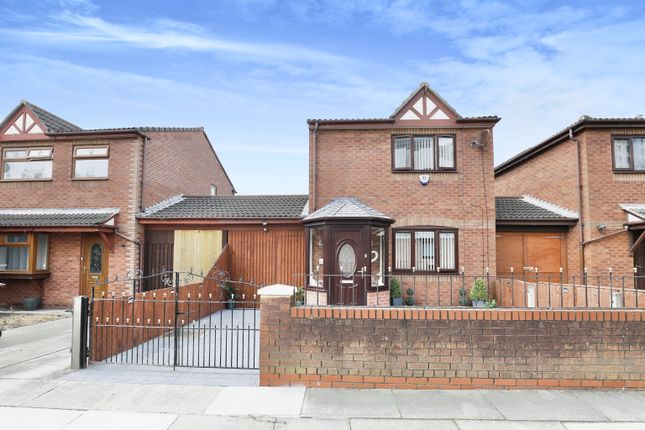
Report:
293,269,645,309
87,271,260,370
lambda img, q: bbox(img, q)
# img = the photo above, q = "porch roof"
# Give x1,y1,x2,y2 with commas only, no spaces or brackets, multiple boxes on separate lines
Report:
303,197,393,223
620,204,645,225
496,196,578,225
0,208,119,228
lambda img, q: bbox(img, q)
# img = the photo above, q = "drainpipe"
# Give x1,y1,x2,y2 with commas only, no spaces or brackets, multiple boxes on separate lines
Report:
570,128,585,278
312,122,320,211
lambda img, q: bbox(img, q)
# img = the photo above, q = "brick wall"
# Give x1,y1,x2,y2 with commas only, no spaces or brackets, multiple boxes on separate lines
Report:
310,126,497,274
260,295,645,389
142,130,234,208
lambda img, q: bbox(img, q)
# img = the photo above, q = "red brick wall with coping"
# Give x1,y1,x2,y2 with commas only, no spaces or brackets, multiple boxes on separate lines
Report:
260,294,645,390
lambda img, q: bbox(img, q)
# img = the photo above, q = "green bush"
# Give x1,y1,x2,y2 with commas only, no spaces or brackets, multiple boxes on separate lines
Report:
458,287,470,306
469,278,488,302
294,287,305,303
390,277,402,299
405,288,415,306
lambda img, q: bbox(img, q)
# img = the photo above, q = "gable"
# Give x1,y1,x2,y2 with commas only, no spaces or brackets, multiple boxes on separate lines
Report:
0,107,46,138
392,83,460,127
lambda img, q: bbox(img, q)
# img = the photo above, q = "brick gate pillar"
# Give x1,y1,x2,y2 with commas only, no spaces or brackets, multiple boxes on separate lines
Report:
257,284,295,386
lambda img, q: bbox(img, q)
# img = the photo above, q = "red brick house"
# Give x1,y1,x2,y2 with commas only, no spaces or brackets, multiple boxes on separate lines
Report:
304,83,500,305
495,116,645,285
0,101,234,307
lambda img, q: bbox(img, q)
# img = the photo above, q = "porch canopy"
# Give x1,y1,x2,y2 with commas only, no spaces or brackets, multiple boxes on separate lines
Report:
303,198,393,306
0,208,119,232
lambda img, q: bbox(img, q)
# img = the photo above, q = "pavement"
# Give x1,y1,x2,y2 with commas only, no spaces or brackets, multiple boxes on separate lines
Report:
1,316,645,429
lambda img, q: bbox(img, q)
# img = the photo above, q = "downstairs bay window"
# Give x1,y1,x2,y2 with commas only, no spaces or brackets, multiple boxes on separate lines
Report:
0,233,49,275
393,228,457,273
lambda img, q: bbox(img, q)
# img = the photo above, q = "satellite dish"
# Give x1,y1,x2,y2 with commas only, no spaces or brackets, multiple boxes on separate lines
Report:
472,129,491,148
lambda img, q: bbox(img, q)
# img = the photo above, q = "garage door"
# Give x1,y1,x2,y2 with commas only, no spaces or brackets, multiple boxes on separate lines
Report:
496,231,568,278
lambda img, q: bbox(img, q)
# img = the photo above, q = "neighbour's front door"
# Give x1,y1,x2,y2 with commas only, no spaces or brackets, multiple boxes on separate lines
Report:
80,235,109,297
332,228,367,305
635,230,645,290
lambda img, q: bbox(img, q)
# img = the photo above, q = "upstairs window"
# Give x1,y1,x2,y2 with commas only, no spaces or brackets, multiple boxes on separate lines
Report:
392,135,455,171
73,146,109,179
2,147,53,180
393,228,457,273
210,184,218,196
613,137,645,172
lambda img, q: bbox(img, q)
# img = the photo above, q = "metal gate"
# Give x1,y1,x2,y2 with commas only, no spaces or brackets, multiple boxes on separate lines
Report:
86,271,260,370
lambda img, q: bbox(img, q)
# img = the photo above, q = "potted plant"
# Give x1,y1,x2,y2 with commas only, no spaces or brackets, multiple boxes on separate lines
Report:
223,282,237,310
390,277,403,306
295,287,305,306
458,287,470,307
469,278,488,308
405,288,415,306
485,299,498,309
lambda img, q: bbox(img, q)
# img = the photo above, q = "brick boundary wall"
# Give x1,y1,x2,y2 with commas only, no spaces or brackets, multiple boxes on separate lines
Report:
259,296,645,390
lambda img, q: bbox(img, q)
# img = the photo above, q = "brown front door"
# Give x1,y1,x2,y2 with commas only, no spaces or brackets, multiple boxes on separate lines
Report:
331,228,367,305
80,235,109,297
634,230,645,290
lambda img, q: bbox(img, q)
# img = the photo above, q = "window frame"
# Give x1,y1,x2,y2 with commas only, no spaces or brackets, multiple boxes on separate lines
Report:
0,232,50,274
1,146,54,182
391,134,457,172
612,136,645,173
72,145,110,180
210,184,218,196
392,227,458,274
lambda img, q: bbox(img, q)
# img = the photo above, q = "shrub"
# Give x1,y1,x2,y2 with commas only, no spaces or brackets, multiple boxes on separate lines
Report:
390,277,402,299
458,287,470,306
405,288,415,306
469,278,488,302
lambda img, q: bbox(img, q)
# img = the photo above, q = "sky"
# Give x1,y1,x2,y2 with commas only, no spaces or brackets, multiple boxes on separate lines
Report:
1,0,644,195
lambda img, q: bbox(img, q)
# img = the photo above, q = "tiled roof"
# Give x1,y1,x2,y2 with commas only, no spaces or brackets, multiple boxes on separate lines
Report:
619,204,645,220
496,196,578,223
495,115,645,175
303,197,393,222
23,101,82,133
0,208,119,227
138,195,309,219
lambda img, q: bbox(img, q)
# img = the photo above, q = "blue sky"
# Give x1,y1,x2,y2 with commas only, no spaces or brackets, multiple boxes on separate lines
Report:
1,0,644,195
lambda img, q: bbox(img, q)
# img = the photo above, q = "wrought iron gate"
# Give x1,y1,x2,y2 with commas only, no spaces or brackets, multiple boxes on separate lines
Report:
87,271,260,370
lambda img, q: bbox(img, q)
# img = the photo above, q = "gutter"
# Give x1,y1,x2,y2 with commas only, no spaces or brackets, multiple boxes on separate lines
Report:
312,121,319,212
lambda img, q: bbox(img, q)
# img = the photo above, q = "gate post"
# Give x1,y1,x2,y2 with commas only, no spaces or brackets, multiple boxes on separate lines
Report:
71,296,89,370
257,284,295,386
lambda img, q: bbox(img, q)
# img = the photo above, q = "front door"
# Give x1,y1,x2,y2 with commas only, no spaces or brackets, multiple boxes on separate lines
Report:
80,235,109,297
331,228,367,305
635,230,645,290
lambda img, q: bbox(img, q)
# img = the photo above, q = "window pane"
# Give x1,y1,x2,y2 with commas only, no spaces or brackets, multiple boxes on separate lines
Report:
4,150,28,159
371,227,385,286
308,228,324,286
634,138,645,170
0,246,29,271
210,185,217,196
393,137,412,169
438,136,455,168
28,148,52,158
414,136,434,170
6,234,28,243
75,147,108,157
74,159,109,178
338,243,357,277
36,234,49,270
3,160,52,180
614,139,631,169
395,232,411,270
415,231,435,271
439,232,456,270
89,244,103,274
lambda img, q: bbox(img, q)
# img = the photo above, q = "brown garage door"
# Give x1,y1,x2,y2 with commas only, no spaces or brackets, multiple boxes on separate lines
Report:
496,231,568,279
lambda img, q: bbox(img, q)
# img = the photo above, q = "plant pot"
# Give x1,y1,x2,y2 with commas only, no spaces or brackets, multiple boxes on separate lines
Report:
392,297,403,307
226,301,236,310
295,300,304,306
23,297,41,311
472,300,486,308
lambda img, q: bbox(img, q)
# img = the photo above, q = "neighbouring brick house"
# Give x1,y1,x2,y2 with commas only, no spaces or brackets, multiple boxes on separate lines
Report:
0,101,234,307
304,83,500,305
495,116,645,285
